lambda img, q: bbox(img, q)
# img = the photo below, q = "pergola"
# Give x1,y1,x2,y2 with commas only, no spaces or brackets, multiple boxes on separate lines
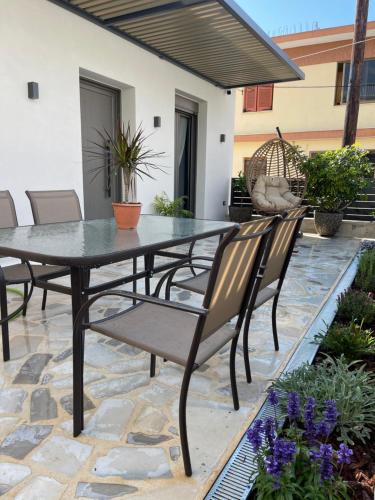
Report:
49,0,304,88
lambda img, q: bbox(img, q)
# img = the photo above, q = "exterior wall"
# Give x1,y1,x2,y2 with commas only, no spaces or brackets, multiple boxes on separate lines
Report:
233,137,375,176
234,55,375,176
0,0,235,225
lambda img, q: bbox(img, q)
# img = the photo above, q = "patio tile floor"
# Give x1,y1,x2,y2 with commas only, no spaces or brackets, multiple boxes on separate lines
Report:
0,234,359,499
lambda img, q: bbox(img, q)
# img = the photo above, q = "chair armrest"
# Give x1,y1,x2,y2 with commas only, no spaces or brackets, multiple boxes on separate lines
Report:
154,262,211,297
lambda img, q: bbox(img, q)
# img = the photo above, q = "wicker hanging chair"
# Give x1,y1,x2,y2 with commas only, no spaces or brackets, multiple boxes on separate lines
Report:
245,137,306,214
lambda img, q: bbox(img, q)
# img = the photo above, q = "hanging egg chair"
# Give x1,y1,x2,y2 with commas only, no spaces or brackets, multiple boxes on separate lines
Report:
246,135,306,214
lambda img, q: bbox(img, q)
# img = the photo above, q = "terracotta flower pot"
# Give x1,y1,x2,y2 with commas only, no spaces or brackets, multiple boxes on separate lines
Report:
112,202,142,229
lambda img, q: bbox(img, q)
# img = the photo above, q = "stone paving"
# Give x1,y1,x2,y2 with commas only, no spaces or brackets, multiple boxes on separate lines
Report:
0,234,359,499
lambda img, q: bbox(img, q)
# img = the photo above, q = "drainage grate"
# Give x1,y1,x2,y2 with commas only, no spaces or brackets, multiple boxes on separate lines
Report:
205,251,360,500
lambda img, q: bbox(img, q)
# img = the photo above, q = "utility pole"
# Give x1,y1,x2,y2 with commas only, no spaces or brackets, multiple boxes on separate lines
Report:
342,0,369,146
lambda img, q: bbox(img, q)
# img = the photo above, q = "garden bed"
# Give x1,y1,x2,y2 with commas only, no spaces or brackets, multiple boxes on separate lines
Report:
206,243,375,500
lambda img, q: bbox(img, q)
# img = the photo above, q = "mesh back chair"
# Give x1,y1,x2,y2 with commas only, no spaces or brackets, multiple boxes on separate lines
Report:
26,189,83,311
163,206,308,383
0,191,69,361
26,190,82,225
71,216,277,476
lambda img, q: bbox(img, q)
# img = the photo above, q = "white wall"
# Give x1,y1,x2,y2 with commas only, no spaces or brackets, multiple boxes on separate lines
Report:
0,0,235,225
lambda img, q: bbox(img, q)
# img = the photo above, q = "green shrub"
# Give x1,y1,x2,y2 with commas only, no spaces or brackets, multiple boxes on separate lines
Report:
314,321,375,362
233,171,247,193
273,356,375,444
300,146,372,213
355,249,375,293
336,289,375,328
153,192,193,218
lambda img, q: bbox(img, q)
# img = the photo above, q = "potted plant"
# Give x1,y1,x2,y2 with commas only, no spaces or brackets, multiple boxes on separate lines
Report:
300,146,372,236
153,192,193,218
90,123,164,229
229,171,253,223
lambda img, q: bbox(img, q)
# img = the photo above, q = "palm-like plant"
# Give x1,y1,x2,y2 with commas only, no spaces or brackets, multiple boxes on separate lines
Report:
88,123,165,203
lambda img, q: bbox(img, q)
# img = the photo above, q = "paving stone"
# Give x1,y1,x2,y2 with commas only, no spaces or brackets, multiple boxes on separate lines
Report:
41,373,53,385
0,462,31,496
0,424,52,459
127,432,172,445
84,343,123,368
13,354,52,384
30,388,57,421
75,482,138,499
52,370,104,390
158,366,212,395
108,358,149,374
49,361,72,376
117,345,141,356
15,475,66,500
32,436,93,477
60,393,95,415
92,447,172,479
52,348,72,363
169,446,181,462
105,338,122,347
0,417,19,438
0,388,27,414
84,399,134,441
168,426,179,436
7,335,43,359
89,374,149,399
139,383,177,406
134,406,167,433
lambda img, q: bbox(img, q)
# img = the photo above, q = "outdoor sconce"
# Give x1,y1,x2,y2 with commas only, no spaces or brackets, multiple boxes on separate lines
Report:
153,116,161,128
28,82,39,99
220,134,226,143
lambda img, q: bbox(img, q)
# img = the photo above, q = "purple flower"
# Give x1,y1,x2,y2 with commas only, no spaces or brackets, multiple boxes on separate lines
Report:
324,400,339,431
287,392,300,421
337,443,353,465
309,448,321,462
268,389,279,406
264,417,276,450
247,419,263,452
265,437,296,484
319,444,334,481
316,419,331,438
304,397,316,441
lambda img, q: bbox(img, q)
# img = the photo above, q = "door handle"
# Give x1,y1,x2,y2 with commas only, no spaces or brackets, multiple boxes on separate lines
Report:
105,140,111,198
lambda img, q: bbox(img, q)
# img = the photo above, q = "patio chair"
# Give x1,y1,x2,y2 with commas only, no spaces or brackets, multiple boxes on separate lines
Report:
162,207,308,383
71,216,278,476
26,190,84,311
0,191,69,361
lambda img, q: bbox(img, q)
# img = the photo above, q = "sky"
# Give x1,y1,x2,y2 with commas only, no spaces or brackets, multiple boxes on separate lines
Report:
236,0,375,37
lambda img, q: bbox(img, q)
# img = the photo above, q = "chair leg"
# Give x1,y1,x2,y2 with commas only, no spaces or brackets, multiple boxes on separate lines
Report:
179,367,194,476
229,335,240,411
73,330,85,436
272,295,280,351
22,283,28,316
242,308,252,384
41,290,48,311
150,354,156,377
1,284,10,362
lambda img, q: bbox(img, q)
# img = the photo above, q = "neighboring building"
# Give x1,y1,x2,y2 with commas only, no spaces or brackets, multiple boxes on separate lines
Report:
0,0,302,225
233,22,375,176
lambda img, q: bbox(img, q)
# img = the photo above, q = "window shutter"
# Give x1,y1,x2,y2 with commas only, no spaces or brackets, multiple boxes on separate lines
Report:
243,87,258,112
256,84,274,111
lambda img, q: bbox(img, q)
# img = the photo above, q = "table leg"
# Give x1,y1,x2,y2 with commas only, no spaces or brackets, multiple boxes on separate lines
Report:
71,266,86,436
144,253,155,296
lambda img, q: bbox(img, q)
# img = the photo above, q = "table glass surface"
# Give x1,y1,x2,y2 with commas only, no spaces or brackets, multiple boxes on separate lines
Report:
0,216,234,266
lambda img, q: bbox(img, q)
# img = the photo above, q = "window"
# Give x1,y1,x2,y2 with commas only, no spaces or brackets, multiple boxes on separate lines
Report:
243,84,274,112
335,59,375,104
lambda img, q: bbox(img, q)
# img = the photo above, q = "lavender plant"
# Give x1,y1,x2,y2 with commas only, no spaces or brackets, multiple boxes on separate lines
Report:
248,390,352,499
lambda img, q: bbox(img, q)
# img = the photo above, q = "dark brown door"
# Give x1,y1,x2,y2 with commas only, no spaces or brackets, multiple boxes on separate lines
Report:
80,78,121,220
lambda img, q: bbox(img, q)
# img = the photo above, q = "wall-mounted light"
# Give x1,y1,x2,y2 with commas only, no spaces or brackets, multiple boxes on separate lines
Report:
28,82,39,99
226,90,232,95
153,116,161,128
220,134,226,143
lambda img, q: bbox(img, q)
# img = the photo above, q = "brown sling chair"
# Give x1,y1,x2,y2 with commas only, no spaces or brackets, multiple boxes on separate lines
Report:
163,206,308,383
0,191,70,361
71,216,278,476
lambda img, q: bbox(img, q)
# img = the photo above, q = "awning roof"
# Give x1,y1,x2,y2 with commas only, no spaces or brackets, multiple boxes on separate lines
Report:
49,0,304,88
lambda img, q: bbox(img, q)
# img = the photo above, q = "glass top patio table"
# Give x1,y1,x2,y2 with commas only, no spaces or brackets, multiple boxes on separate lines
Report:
0,215,235,267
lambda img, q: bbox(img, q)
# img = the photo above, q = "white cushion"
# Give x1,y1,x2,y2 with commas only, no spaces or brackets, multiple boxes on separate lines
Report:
252,175,301,211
